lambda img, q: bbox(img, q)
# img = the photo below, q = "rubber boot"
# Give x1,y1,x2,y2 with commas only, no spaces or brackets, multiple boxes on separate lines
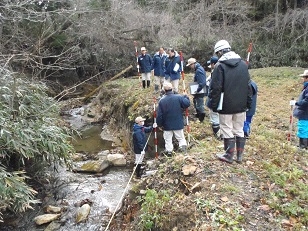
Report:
299,138,308,149
236,136,246,163
136,164,142,178
304,138,308,149
216,138,235,164
194,112,200,118
154,84,159,93
147,80,150,88
142,80,146,89
212,124,221,139
199,113,205,122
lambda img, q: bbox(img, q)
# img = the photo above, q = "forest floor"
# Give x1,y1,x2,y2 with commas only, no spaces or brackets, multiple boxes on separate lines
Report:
89,67,308,231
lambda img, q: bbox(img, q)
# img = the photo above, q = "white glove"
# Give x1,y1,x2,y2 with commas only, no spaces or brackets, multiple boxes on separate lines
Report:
141,151,145,155
290,100,296,106
153,123,157,128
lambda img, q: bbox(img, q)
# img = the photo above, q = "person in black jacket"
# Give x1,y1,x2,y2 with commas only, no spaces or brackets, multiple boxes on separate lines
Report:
209,40,252,163
132,116,156,178
187,58,207,122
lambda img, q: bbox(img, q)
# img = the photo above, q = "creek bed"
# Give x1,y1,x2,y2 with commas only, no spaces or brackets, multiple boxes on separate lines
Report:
0,108,132,231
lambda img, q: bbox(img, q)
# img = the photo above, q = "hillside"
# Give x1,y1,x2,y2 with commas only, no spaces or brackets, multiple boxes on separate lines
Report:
88,66,308,231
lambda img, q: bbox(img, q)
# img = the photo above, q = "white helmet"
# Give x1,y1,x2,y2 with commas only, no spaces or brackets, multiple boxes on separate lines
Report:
214,40,231,53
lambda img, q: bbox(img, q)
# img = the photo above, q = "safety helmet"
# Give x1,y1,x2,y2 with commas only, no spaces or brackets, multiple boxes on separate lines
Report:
214,40,231,53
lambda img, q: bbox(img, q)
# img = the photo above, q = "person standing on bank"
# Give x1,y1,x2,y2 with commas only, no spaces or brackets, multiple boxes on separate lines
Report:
243,80,258,138
164,48,181,94
206,56,221,138
138,47,153,89
209,40,252,163
186,58,207,122
293,70,308,149
156,82,190,156
152,47,167,94
133,116,157,178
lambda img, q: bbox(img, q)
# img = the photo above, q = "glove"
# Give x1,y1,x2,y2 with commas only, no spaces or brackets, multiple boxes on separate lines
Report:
141,151,145,155
153,123,157,128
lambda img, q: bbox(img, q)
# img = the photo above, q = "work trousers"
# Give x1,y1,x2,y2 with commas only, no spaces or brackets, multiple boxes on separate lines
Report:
219,112,246,138
163,129,187,152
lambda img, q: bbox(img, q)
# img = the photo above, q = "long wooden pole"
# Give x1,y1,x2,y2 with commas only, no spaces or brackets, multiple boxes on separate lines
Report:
83,65,132,102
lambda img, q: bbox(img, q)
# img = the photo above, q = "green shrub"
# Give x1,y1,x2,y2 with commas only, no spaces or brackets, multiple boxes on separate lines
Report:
0,68,74,221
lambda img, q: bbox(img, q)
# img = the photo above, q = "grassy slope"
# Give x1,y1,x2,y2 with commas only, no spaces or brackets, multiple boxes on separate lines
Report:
100,67,307,231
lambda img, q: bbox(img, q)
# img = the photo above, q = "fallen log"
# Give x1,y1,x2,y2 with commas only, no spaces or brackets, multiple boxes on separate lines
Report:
83,65,133,102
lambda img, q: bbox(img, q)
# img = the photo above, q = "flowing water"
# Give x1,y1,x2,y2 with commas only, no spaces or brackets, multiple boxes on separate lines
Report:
0,107,132,231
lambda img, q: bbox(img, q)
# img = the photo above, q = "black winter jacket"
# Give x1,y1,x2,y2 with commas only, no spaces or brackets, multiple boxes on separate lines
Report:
209,51,252,114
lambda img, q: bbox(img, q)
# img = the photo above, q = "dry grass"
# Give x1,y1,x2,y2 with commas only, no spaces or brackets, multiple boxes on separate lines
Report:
101,67,307,231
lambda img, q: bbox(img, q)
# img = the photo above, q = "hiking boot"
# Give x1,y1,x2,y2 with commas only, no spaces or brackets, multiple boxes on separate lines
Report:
216,138,235,164
236,136,246,163
212,124,221,139
147,80,151,88
136,164,142,178
199,113,205,122
154,84,159,94
178,145,187,154
142,80,146,89
299,138,308,149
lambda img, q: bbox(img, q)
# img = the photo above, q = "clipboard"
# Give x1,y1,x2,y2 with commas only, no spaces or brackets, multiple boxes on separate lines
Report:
189,82,207,95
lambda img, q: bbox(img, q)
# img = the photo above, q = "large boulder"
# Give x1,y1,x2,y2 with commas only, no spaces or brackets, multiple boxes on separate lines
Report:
79,160,110,173
107,154,126,166
34,214,61,225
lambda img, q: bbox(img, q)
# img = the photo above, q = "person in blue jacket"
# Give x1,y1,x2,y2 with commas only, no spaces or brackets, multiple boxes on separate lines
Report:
186,58,207,122
132,116,157,178
138,47,153,89
243,80,258,138
156,82,190,156
152,47,167,94
293,70,308,149
164,48,181,94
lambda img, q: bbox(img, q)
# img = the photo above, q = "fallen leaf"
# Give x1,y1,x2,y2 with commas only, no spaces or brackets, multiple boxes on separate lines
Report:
220,196,229,202
258,204,271,211
241,201,251,208
246,161,254,166
281,219,293,227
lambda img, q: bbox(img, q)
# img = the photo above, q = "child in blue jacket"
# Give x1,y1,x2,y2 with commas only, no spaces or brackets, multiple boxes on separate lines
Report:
132,116,156,178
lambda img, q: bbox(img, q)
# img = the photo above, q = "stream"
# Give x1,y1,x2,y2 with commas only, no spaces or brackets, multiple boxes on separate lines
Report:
0,107,132,231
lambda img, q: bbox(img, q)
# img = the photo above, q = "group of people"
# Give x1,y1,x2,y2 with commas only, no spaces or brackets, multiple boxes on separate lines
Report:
133,40,308,175
138,47,182,94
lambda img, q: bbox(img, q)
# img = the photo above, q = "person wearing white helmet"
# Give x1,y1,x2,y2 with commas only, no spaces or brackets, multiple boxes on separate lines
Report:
208,40,252,163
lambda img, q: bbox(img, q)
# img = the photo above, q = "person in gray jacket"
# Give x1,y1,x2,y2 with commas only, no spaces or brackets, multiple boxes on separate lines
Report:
209,40,252,163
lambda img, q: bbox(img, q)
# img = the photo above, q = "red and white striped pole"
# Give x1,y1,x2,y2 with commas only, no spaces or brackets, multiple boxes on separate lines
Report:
153,96,158,158
179,51,190,145
134,41,141,87
246,42,253,65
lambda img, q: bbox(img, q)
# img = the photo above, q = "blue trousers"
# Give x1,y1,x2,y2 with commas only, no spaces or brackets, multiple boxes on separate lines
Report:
193,95,205,114
297,120,308,138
